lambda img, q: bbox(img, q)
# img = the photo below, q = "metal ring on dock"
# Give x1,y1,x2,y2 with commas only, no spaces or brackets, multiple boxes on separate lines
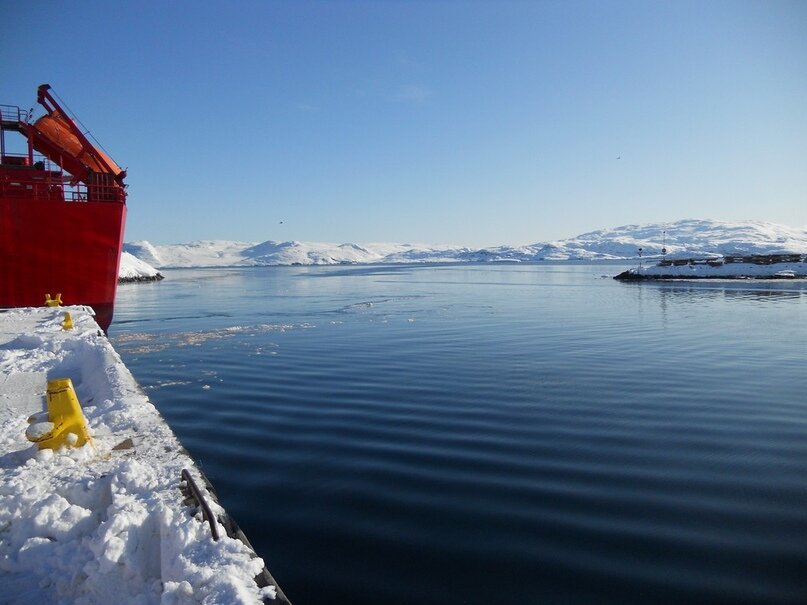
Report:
181,468,220,541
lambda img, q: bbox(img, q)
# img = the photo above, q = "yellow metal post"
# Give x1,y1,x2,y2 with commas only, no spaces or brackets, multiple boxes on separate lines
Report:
25,378,92,449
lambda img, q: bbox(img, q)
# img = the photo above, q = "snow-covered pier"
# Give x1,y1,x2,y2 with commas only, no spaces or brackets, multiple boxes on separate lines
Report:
0,306,289,604
614,253,807,281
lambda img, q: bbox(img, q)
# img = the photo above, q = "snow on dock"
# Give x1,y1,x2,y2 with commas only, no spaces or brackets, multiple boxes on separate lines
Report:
0,306,286,604
614,254,807,280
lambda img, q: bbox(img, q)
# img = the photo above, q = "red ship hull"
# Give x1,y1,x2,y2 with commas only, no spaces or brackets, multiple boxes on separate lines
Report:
0,198,126,332
1,85,128,332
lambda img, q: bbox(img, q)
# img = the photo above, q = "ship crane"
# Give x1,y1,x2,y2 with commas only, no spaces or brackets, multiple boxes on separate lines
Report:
21,84,127,203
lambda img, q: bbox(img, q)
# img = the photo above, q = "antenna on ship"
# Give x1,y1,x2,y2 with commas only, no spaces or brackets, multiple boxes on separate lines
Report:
662,230,667,258
637,247,643,269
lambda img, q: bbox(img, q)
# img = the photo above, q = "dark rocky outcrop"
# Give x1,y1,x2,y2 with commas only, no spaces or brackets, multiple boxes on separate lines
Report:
118,273,165,284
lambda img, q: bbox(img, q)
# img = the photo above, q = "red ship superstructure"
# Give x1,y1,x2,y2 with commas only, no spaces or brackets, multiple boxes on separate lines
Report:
1,85,127,331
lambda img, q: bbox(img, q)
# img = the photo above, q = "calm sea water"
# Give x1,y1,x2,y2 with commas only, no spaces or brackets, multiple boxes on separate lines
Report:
110,264,807,605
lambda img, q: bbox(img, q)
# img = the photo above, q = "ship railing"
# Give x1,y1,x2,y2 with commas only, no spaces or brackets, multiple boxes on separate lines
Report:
64,185,91,202
0,179,124,203
1,150,124,203
0,104,30,124
64,182,125,203
0,150,55,168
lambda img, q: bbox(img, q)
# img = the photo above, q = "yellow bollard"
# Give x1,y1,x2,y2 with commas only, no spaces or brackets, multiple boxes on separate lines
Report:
45,293,63,307
61,312,74,330
25,378,92,450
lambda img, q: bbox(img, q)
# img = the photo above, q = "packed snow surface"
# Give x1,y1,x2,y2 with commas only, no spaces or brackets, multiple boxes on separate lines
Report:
125,219,807,268
0,307,276,604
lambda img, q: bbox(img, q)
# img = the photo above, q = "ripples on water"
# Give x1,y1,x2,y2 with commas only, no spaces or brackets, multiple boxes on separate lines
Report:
111,265,807,604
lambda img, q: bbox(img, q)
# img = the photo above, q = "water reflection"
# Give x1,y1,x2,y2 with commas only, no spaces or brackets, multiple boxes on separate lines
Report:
623,280,806,304
111,263,807,605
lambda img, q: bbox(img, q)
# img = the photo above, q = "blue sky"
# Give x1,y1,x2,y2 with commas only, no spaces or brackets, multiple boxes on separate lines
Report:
3,0,806,246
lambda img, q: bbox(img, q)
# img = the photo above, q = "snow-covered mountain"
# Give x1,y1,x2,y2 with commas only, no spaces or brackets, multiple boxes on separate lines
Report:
124,219,807,269
561,219,807,259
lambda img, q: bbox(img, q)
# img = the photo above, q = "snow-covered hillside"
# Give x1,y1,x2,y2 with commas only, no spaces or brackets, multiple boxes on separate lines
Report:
118,252,162,283
563,219,807,259
124,220,807,268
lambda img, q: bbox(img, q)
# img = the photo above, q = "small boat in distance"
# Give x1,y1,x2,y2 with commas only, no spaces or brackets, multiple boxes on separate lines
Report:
0,85,127,331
